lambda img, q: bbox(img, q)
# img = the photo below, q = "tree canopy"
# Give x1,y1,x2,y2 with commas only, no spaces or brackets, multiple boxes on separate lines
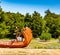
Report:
0,7,60,38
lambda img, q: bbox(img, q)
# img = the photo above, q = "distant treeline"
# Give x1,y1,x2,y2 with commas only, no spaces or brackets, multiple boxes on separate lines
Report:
0,7,60,39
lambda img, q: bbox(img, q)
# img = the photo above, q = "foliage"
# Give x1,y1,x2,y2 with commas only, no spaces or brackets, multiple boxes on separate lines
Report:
39,32,52,41
31,11,43,37
0,7,24,38
58,36,60,43
0,7,60,39
44,10,60,38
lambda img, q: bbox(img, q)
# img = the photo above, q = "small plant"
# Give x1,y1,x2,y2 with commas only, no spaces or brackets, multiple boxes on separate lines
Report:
58,36,60,43
39,32,52,41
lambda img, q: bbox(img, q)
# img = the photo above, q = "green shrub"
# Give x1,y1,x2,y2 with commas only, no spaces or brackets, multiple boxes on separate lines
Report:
39,32,52,41
58,36,60,43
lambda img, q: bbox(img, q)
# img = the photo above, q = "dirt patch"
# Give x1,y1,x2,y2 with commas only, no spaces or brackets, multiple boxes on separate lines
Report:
0,48,60,55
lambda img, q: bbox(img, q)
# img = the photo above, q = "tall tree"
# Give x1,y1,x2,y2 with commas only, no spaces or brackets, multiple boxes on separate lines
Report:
44,10,60,38
31,11,43,37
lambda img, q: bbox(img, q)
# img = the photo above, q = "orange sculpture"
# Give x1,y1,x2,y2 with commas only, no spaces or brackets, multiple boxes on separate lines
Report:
0,27,32,48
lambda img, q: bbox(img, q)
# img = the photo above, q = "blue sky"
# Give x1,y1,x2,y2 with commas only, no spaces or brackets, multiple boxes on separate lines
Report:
1,0,60,16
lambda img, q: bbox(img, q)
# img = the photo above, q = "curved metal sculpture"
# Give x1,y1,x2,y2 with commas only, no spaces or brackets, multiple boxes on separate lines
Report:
0,27,32,48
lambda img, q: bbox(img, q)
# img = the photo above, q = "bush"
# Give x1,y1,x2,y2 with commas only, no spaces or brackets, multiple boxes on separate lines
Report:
58,36,60,43
39,32,52,41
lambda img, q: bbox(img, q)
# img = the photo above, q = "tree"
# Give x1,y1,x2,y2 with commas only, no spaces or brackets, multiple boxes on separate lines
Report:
44,10,60,38
0,7,10,38
31,11,43,37
24,13,32,27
